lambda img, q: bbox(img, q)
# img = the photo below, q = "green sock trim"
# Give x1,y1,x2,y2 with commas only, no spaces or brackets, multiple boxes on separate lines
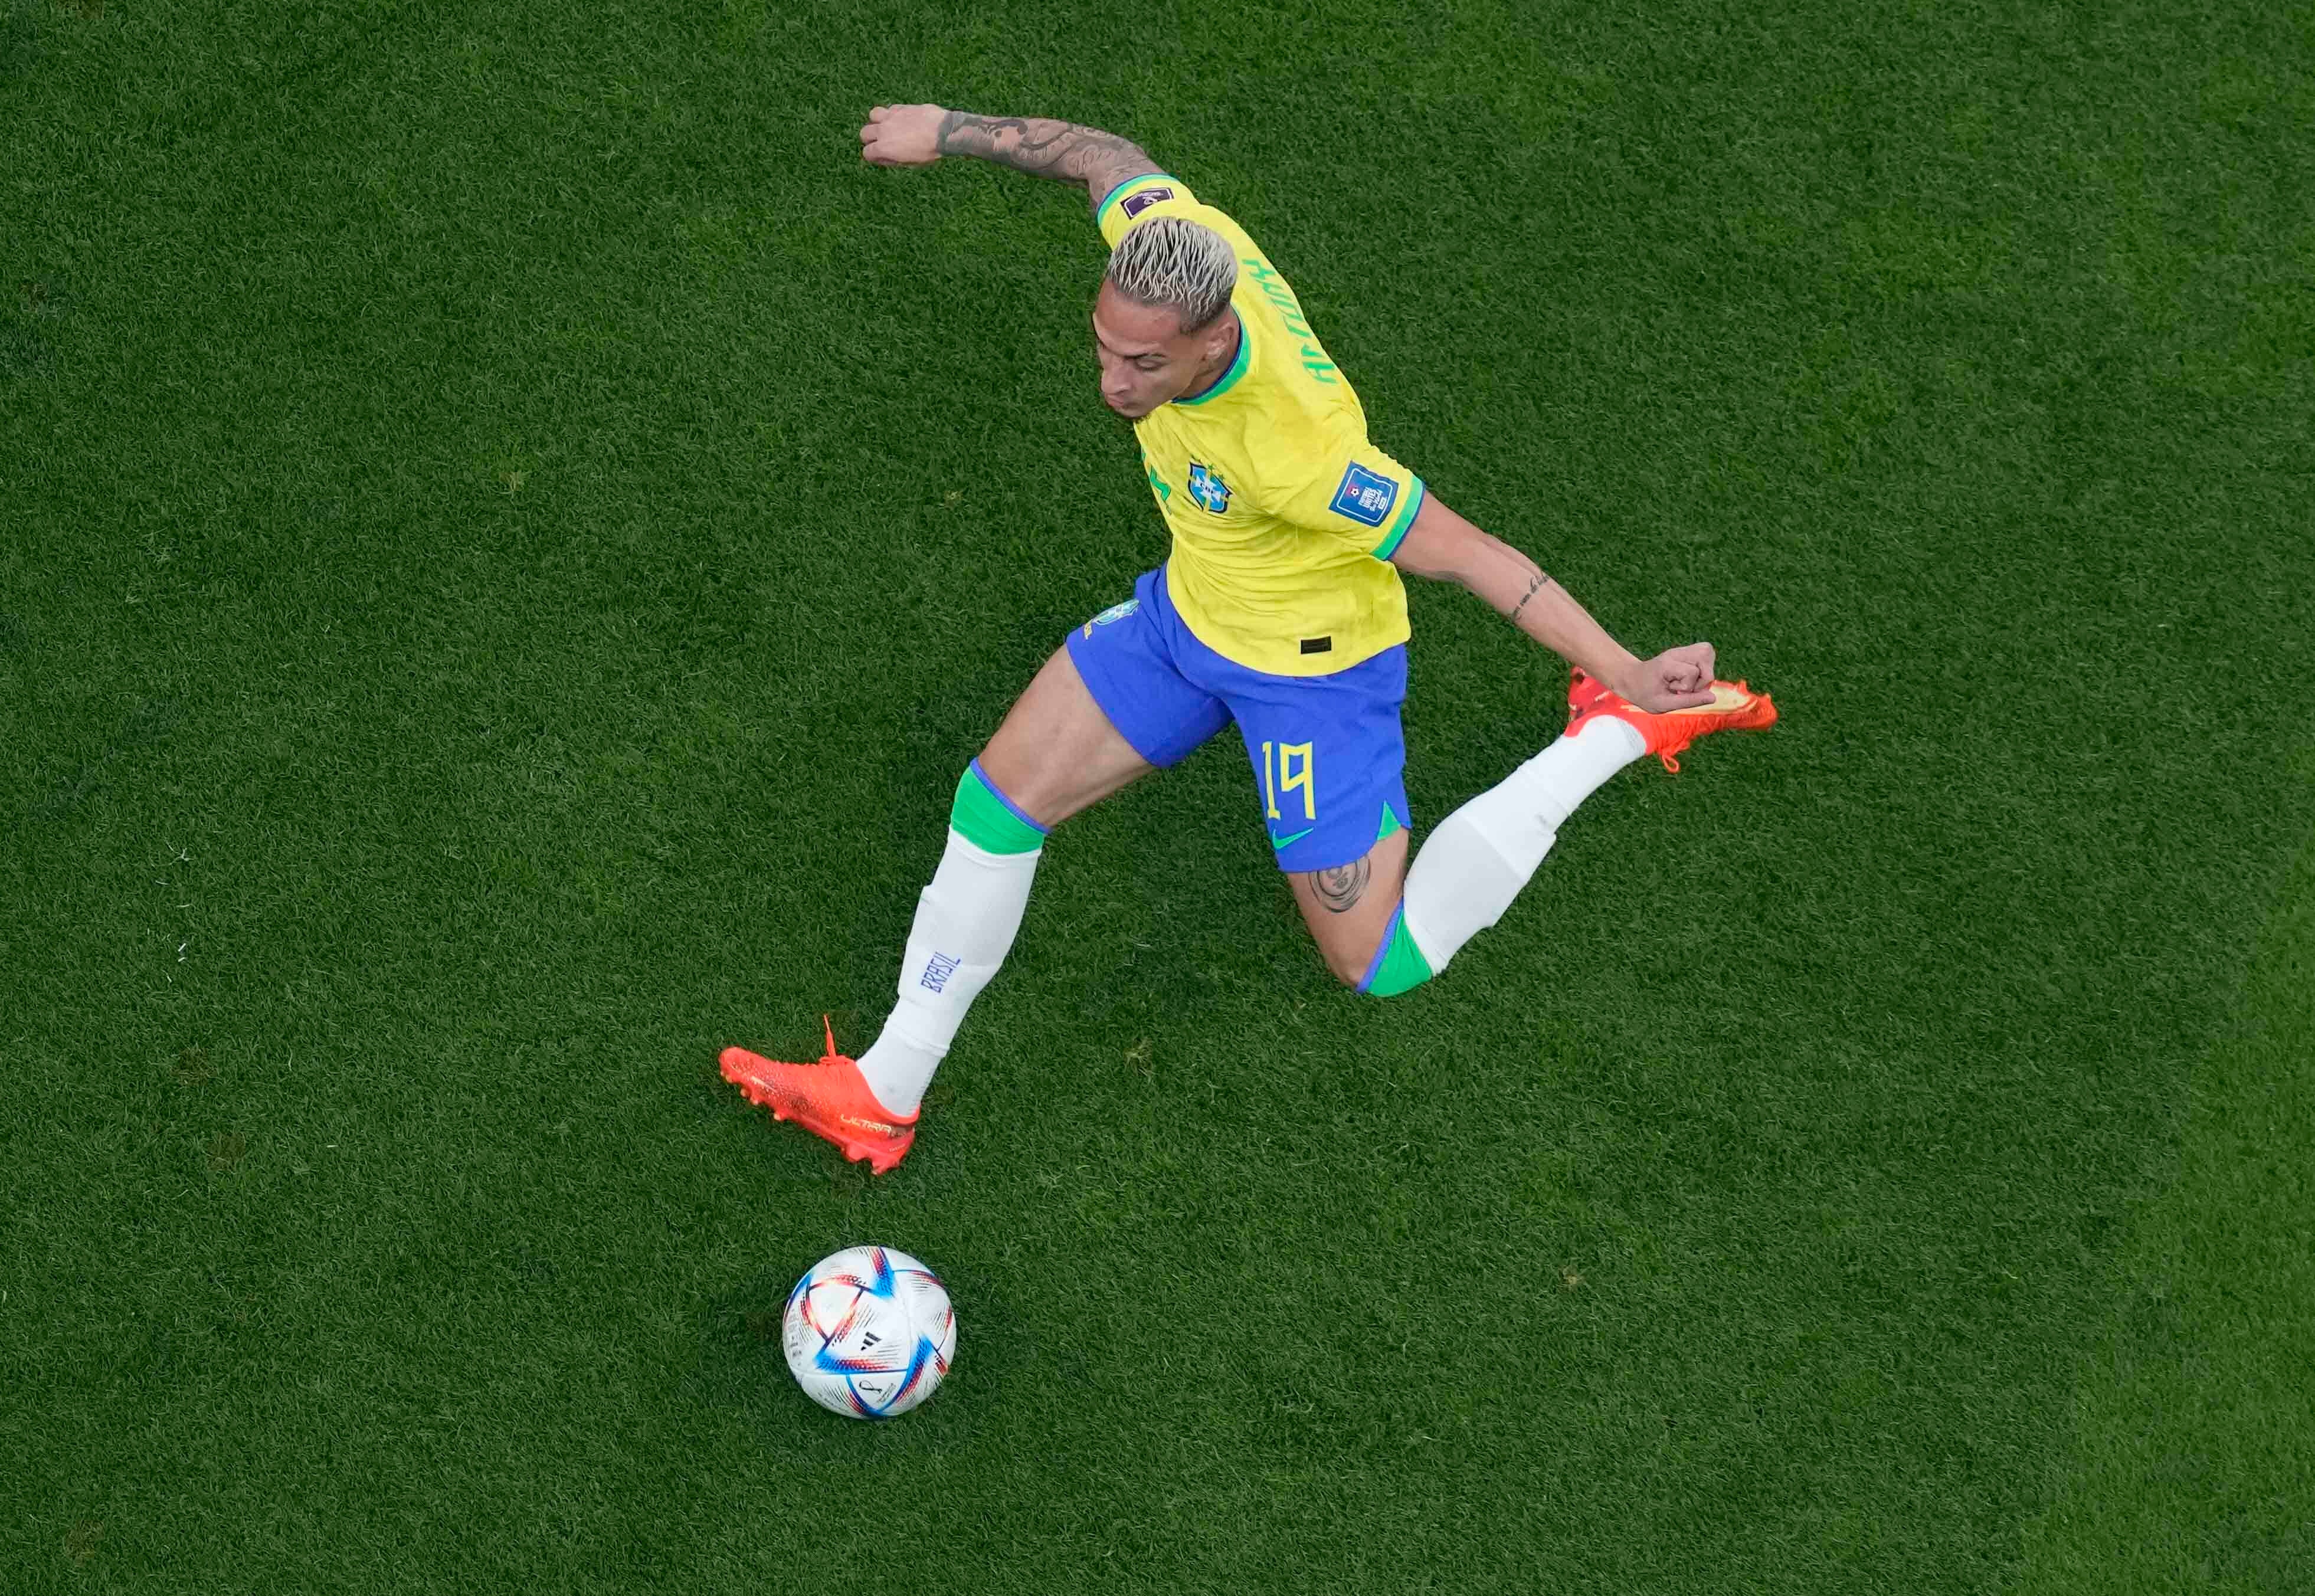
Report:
1376,801,1403,843
950,761,1047,854
1358,906,1435,997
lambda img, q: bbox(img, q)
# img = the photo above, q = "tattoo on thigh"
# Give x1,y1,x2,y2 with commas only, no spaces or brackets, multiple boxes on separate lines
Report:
1308,857,1371,914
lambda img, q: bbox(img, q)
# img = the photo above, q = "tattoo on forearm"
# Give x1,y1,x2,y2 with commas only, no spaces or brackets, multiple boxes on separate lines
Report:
935,113,1156,198
1507,571,1550,624
1308,857,1371,914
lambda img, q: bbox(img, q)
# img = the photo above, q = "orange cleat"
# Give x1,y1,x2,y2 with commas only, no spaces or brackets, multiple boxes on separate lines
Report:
719,1017,916,1175
1566,667,1778,773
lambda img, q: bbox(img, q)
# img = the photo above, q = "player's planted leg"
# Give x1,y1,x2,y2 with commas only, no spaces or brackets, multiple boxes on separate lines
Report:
853,759,1047,1114
722,646,1153,1171
720,759,1047,1172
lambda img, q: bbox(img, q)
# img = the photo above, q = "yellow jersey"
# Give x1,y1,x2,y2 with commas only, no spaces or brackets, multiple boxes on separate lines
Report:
1098,173,1425,678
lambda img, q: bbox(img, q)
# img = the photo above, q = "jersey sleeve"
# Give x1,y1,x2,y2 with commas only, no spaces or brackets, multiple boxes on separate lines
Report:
1262,430,1429,561
1096,173,1203,247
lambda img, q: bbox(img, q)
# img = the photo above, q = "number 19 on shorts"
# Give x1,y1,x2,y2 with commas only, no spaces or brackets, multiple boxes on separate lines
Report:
1262,741,1315,822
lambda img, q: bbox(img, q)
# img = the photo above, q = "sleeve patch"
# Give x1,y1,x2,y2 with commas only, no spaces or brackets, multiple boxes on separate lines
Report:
1119,186,1175,220
1330,463,1400,527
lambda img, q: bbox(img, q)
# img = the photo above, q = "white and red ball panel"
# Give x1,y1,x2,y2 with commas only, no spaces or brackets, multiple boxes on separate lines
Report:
781,1245,957,1418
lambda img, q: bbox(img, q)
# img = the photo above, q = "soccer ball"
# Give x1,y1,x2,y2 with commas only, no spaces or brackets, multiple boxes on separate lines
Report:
782,1245,957,1419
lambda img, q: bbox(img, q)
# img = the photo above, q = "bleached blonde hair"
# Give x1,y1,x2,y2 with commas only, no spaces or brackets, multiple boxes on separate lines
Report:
1105,217,1237,333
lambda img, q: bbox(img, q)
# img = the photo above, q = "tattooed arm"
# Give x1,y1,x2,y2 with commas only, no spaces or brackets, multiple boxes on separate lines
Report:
1389,490,1717,713
859,103,1163,215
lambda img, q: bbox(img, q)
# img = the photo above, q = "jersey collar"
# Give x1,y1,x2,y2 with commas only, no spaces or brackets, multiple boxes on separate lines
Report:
1171,310,1249,407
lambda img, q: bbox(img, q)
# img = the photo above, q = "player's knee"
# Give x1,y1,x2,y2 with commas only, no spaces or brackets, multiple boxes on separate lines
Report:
1314,915,1393,990
968,745,1081,835
1321,939,1372,989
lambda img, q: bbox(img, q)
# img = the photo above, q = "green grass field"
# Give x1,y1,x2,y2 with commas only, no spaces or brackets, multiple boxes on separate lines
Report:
5,0,2311,1589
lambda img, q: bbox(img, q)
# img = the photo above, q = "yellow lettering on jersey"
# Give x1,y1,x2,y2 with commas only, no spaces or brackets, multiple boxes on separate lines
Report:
1279,742,1315,821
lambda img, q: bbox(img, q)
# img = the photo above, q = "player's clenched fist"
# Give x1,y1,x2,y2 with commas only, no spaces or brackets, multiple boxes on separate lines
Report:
1626,642,1717,712
860,104,948,167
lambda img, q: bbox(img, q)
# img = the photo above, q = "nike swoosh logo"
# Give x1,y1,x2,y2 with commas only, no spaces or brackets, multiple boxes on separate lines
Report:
1269,827,1315,850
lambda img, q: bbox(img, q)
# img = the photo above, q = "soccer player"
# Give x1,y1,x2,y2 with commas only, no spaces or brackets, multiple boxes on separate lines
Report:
721,106,1776,1171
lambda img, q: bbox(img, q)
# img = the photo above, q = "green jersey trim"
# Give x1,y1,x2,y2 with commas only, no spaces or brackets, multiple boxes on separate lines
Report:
1097,172,1180,230
1371,477,1426,560
1171,313,1251,407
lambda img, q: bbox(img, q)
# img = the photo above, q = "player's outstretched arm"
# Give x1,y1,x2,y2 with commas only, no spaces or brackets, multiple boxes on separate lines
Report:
1390,491,1717,713
859,104,1163,215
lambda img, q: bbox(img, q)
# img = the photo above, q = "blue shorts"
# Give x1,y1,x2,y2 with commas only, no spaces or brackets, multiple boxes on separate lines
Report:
1065,566,1409,874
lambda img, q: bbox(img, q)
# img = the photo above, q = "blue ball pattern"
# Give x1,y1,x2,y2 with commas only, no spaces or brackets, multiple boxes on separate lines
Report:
784,1245,956,1418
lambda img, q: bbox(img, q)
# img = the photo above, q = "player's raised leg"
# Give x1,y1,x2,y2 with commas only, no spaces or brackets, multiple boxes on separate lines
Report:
1377,702,1651,990
1299,670,1775,994
1282,707,1641,992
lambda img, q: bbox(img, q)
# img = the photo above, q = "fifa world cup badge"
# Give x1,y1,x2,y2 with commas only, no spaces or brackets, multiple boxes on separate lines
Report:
1329,463,1399,527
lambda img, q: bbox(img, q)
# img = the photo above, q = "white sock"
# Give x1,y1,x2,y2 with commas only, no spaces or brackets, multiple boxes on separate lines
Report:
853,828,1042,1116
1400,717,1643,972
